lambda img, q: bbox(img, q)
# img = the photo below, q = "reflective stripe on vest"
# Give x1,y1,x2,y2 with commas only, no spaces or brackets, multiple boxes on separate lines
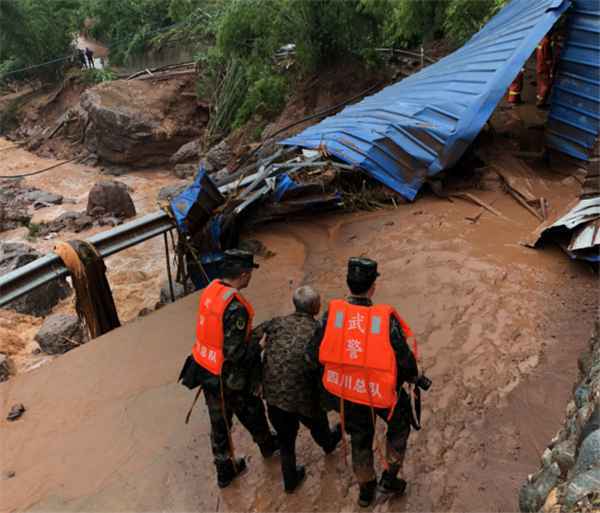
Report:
191,280,255,376
319,299,399,409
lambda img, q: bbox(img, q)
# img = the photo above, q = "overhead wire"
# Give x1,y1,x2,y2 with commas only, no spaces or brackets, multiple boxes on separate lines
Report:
1,10,211,79
1,156,81,179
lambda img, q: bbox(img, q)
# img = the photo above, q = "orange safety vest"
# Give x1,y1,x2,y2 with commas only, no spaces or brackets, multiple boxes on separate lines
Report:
192,280,255,376
507,69,524,103
319,299,416,410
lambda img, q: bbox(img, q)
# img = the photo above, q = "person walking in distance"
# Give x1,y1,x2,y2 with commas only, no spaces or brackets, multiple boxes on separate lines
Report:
85,47,95,69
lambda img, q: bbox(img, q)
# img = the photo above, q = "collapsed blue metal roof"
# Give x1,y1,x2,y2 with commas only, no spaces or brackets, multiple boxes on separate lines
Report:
282,0,571,200
545,0,600,161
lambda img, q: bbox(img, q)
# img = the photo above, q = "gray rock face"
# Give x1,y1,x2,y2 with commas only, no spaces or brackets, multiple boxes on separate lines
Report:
86,180,136,219
0,242,70,316
551,439,576,475
158,278,193,305
518,326,600,512
174,163,197,179
170,139,201,165
0,353,10,382
564,468,600,509
34,314,87,354
80,80,200,166
22,190,63,208
574,429,600,475
519,463,560,512
0,179,32,232
204,140,232,170
157,184,188,203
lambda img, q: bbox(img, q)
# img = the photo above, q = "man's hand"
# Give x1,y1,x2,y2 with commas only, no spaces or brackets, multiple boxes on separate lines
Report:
259,333,267,349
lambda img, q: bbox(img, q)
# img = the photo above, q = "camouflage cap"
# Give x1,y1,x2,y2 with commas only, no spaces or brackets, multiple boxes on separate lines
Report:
347,257,379,282
223,249,259,271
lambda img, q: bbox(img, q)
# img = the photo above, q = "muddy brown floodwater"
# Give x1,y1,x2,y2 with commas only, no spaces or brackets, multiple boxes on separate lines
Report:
0,139,598,512
0,137,188,373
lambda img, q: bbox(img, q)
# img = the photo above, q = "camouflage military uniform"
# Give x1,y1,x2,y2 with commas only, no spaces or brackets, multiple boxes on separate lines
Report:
198,295,274,464
255,312,340,490
307,295,418,484
256,312,322,418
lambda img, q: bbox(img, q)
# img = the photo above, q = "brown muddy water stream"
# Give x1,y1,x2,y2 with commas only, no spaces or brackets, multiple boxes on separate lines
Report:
0,138,598,511
0,138,188,372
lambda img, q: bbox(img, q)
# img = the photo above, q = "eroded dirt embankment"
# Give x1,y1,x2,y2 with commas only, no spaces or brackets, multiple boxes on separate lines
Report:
1,165,597,511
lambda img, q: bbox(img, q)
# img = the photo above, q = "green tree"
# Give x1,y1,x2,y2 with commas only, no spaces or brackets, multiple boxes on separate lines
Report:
0,0,80,81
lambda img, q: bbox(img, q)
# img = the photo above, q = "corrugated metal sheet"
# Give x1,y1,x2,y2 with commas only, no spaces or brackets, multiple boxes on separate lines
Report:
550,196,600,228
282,0,571,200
535,196,600,261
546,0,600,160
569,218,600,251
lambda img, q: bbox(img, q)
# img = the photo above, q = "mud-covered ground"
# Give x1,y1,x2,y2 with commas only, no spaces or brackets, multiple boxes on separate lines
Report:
1,138,597,511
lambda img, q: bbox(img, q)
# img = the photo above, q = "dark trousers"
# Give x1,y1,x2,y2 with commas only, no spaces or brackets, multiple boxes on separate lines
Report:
267,404,335,488
343,396,411,483
203,386,272,465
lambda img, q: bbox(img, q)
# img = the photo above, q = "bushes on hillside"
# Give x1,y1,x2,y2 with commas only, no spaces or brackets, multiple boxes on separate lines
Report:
0,0,80,82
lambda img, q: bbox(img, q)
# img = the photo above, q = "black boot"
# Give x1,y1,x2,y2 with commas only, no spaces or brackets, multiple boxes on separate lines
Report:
324,423,342,454
259,433,279,458
284,465,306,494
378,469,407,496
358,479,377,507
216,457,247,488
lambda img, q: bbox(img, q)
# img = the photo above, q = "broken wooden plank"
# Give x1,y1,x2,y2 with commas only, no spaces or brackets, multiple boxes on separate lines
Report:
539,197,548,221
492,157,538,204
450,192,504,218
126,61,195,80
465,210,484,223
505,187,543,221
140,70,196,81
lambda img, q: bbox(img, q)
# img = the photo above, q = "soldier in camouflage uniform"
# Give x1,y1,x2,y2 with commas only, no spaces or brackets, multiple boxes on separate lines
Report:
180,249,277,488
253,286,342,493
307,258,419,507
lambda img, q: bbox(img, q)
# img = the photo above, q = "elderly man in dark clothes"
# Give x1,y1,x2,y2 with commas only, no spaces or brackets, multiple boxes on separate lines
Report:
255,285,342,493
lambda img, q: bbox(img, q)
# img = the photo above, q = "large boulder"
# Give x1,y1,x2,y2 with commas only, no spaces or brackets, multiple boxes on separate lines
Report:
174,163,197,179
80,80,201,166
157,184,188,203
204,140,232,170
21,190,63,209
0,242,71,316
170,139,201,165
34,314,87,354
86,180,136,219
0,179,31,232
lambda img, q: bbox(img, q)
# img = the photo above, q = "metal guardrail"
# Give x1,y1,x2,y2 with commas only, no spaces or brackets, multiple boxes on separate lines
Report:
0,210,173,307
0,148,284,308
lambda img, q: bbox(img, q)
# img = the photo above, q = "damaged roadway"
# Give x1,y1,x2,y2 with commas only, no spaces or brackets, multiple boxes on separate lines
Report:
1,182,597,512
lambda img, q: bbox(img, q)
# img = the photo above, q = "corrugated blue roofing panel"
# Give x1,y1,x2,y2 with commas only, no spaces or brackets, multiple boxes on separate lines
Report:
546,0,600,160
282,0,571,200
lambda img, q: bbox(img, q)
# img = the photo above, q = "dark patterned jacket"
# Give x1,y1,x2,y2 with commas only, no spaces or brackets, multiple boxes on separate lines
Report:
254,312,322,419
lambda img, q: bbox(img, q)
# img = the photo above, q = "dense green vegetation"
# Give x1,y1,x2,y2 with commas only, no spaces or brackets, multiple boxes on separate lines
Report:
0,0,80,81
0,0,508,135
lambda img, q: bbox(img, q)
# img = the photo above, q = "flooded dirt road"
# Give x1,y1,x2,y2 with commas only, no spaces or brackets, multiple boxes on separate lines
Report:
1,146,597,511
